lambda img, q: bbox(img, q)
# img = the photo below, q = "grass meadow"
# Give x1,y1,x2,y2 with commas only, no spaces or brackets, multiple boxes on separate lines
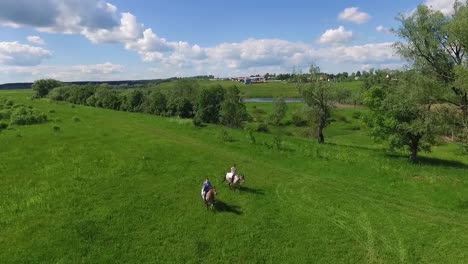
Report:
155,80,362,98
0,90,467,263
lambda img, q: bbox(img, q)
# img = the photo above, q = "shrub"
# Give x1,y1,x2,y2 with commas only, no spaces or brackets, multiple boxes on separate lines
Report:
0,121,8,130
142,90,167,115
219,86,248,127
0,109,12,120
192,115,203,127
86,95,97,106
72,116,80,122
272,135,283,150
10,106,47,125
218,129,233,142
120,89,145,112
32,79,62,98
48,86,71,101
166,80,199,118
53,125,60,132
256,123,270,133
246,129,256,144
94,86,122,110
194,85,225,124
337,115,349,123
352,111,362,119
67,85,96,105
269,97,288,126
251,108,266,122
292,111,307,127
49,109,56,113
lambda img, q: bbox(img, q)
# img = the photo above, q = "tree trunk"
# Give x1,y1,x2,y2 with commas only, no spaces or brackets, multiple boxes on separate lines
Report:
318,123,325,144
461,92,467,121
409,136,420,162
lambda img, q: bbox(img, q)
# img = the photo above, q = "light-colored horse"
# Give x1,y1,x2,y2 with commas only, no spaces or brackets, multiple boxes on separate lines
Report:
201,187,217,210
223,173,245,190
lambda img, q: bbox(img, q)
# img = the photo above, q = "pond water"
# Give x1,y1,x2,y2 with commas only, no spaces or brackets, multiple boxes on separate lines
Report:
243,98,303,103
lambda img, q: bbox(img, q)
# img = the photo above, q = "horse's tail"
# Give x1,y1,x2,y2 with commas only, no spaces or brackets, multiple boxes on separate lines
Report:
222,174,226,183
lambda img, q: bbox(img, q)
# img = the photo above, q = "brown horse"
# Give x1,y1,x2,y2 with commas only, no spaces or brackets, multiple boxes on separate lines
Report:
204,188,217,210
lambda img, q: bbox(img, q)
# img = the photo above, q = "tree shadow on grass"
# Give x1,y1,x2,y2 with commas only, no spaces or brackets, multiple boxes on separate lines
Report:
214,200,242,215
239,186,265,195
385,153,468,170
327,142,468,170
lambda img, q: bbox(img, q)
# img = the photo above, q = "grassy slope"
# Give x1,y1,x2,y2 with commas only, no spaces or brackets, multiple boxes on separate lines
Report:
156,80,363,98
1,90,467,263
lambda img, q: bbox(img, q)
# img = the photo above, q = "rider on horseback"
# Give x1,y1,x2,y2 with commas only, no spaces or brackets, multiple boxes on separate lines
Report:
202,178,212,202
230,164,237,186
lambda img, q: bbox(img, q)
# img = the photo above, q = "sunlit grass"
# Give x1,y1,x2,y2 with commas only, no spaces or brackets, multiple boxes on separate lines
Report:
0,90,466,263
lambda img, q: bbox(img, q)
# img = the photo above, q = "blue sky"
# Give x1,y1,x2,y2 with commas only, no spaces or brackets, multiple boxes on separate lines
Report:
0,0,457,83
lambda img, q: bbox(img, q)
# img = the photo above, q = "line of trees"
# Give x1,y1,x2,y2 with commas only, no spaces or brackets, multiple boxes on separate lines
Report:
37,79,248,128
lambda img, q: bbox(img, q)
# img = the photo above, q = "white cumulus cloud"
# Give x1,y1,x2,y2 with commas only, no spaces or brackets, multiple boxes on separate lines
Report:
0,0,403,80
27,36,45,45
338,7,371,24
318,26,353,45
0,41,51,66
376,25,391,34
0,62,124,82
425,0,456,15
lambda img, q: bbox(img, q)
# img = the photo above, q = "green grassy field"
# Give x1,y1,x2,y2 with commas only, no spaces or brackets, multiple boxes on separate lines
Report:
156,80,363,98
1,90,467,263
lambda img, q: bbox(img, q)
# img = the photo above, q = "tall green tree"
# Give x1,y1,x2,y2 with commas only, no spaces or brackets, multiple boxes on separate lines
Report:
297,64,335,144
166,80,199,118
32,79,61,98
120,89,145,112
364,71,444,161
142,90,167,115
194,85,225,124
395,2,468,122
219,86,248,128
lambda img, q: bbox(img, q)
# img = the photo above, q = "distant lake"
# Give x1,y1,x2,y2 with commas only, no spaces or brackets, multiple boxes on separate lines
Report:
243,98,303,103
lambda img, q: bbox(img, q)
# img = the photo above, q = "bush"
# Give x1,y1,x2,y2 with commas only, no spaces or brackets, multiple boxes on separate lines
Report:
166,80,199,118
72,116,80,122
10,106,47,125
86,95,97,106
194,85,225,123
352,111,362,119
94,86,122,110
48,86,71,101
272,135,283,150
246,129,256,144
120,89,145,112
0,121,8,130
0,109,12,120
67,85,95,105
192,116,203,127
337,115,349,123
32,79,62,98
219,86,248,127
142,90,167,115
269,97,287,126
218,129,233,142
53,125,60,132
49,109,56,113
256,123,270,133
292,112,307,127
